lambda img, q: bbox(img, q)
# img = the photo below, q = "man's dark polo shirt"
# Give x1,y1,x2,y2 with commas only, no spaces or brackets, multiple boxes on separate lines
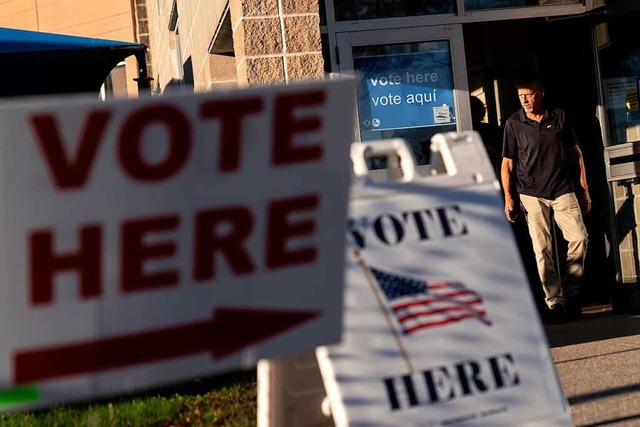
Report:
502,108,577,199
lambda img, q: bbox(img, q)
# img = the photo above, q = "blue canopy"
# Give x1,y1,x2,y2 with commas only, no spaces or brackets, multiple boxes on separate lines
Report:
0,27,144,53
0,27,149,97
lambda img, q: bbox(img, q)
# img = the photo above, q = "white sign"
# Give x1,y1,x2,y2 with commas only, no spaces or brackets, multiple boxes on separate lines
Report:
317,134,572,426
0,79,355,410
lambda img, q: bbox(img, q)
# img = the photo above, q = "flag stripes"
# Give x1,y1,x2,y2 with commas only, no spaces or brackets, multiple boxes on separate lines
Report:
370,267,491,334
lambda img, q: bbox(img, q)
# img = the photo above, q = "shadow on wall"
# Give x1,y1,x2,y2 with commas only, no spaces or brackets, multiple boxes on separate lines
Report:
580,115,617,305
162,56,195,94
162,78,194,94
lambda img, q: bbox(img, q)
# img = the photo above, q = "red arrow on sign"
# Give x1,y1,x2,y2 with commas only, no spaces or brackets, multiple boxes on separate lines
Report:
13,307,318,384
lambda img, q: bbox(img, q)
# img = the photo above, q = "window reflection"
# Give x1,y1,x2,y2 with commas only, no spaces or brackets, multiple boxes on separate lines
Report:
332,0,580,20
599,14,640,145
334,0,454,21
465,0,579,11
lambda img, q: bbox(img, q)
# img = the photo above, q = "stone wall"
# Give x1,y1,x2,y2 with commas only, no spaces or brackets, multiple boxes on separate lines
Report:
146,0,233,92
145,0,324,93
230,0,323,86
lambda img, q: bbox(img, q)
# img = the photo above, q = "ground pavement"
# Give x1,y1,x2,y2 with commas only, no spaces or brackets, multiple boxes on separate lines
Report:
546,304,640,427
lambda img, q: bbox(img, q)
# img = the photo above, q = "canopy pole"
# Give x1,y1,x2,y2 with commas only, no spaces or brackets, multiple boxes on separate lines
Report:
133,49,153,94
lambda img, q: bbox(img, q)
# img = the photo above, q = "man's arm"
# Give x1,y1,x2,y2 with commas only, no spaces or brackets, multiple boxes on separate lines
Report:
572,145,591,214
501,157,517,222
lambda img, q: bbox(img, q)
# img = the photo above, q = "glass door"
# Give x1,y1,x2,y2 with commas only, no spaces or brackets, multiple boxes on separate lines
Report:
336,26,471,168
594,3,640,311
596,10,640,307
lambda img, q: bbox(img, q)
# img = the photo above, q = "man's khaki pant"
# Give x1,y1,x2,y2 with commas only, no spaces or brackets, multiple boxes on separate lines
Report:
520,193,588,308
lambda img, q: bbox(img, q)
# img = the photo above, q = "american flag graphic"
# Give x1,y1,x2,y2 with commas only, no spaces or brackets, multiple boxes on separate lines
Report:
370,267,491,335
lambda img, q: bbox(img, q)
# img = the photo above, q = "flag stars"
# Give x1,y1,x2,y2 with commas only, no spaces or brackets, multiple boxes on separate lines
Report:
371,269,427,300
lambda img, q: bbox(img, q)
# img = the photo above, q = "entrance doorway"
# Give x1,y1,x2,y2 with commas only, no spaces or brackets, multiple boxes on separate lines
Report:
463,18,615,309
332,14,620,311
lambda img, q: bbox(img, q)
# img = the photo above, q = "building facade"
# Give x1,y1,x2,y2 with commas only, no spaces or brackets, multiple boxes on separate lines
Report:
5,0,640,423
145,0,324,92
4,0,639,311
143,0,640,317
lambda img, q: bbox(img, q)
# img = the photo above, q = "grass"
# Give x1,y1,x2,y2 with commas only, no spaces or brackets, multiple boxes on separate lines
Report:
0,370,257,427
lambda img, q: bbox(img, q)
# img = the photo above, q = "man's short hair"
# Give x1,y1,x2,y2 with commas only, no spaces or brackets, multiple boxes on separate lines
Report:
515,77,544,92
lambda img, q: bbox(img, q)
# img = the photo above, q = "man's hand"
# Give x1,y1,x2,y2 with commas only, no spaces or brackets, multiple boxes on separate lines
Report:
504,196,518,222
572,146,591,215
579,190,592,214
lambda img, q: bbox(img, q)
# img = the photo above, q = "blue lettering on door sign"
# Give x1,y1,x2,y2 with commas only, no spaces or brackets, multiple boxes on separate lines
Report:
354,50,456,131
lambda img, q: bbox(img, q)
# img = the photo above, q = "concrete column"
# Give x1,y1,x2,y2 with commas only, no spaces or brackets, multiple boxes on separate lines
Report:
133,0,153,95
229,0,324,86
205,54,239,91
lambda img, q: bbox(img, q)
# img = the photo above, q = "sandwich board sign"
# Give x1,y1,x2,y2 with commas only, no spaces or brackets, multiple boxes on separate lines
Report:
0,79,355,411
316,134,572,426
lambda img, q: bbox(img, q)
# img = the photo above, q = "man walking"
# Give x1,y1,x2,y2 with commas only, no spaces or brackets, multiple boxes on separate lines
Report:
501,78,590,321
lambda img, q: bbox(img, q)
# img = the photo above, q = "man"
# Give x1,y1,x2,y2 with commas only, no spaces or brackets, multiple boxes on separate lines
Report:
501,79,590,321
